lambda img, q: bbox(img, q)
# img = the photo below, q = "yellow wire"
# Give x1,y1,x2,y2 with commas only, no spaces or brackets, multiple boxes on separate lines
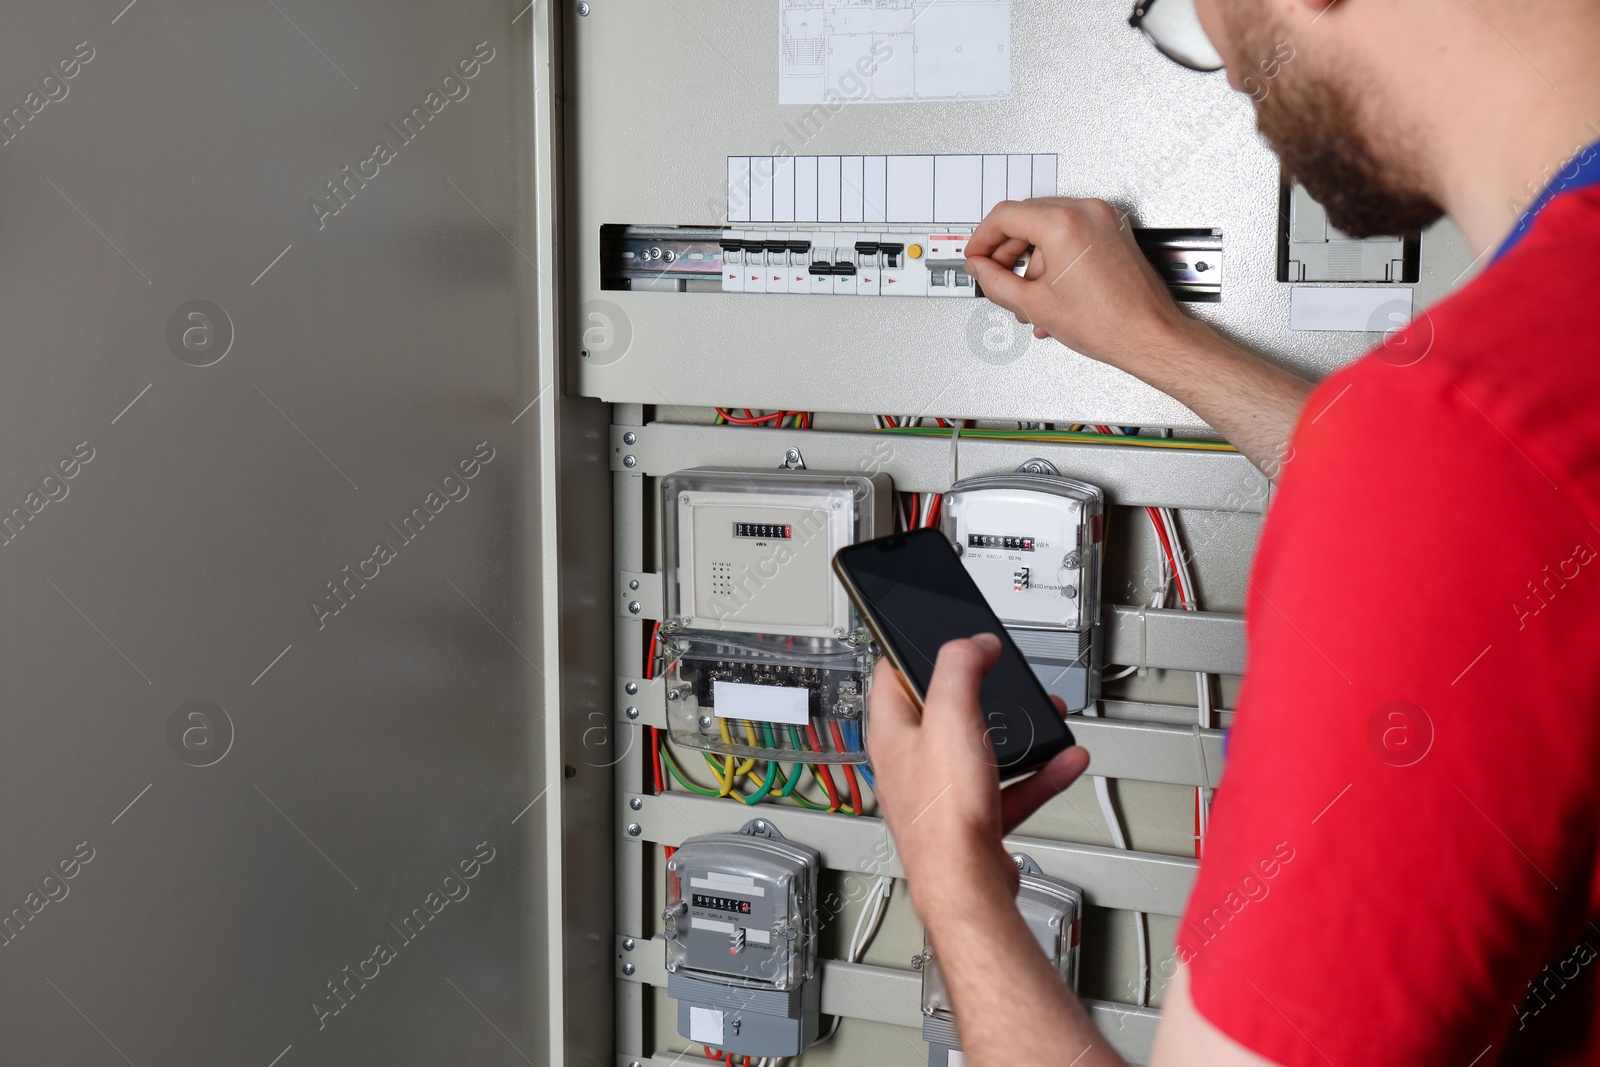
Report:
873,426,1236,452
717,718,756,777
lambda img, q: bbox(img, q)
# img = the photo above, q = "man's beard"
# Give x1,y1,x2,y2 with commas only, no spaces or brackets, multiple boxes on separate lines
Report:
1233,17,1444,236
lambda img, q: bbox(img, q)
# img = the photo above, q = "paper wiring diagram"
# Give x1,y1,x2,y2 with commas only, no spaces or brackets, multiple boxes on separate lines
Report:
778,0,1013,105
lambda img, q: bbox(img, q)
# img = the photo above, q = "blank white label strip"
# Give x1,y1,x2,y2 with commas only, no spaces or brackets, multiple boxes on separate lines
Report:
729,153,1059,224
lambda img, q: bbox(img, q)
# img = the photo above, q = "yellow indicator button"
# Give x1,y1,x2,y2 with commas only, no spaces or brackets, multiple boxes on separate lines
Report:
907,243,924,259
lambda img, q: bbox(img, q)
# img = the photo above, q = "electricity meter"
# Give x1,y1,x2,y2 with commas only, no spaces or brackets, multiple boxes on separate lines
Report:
664,821,822,1058
660,467,891,763
920,854,1083,1065
942,469,1103,711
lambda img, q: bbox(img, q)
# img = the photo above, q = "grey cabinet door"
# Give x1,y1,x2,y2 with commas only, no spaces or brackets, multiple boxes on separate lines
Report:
0,3,572,1064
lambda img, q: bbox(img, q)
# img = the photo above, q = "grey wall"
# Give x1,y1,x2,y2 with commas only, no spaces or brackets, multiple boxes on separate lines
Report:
0,2,553,1064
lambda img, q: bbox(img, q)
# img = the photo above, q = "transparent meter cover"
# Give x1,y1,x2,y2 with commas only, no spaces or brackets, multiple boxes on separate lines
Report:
661,632,874,764
665,833,819,990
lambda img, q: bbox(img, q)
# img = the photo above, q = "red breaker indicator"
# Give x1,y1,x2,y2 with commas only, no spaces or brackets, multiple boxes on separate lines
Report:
735,522,792,540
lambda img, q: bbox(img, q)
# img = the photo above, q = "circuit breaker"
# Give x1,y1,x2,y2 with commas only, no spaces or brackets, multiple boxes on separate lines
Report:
941,469,1104,711
660,467,892,763
664,821,822,1058
919,855,1083,1066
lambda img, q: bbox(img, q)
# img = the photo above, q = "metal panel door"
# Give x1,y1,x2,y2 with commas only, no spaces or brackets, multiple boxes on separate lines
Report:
0,2,584,1064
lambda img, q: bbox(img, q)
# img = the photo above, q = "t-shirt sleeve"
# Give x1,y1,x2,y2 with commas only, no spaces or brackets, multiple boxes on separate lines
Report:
1179,358,1600,1067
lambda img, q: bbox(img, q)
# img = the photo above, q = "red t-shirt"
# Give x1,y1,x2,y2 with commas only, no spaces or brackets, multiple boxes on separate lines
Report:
1180,186,1600,1067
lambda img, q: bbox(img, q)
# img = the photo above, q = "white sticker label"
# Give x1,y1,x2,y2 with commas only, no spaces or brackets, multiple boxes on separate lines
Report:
778,0,1012,105
1290,286,1412,332
689,1005,725,1045
949,1051,968,1067
713,680,811,725
731,153,1055,225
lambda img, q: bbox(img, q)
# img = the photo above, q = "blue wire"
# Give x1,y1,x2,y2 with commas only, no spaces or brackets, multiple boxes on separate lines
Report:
839,720,874,791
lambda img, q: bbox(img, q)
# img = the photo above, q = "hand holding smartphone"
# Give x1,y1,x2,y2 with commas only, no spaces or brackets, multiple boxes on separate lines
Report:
833,528,1074,778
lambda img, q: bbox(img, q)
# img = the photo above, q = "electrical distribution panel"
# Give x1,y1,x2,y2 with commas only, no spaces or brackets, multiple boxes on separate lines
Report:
661,467,892,764
665,823,822,1058
919,855,1084,1065
942,471,1104,711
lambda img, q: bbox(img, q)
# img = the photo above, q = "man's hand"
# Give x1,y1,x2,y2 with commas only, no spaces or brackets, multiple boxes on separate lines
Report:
867,634,1089,915
965,197,1192,375
963,197,1315,481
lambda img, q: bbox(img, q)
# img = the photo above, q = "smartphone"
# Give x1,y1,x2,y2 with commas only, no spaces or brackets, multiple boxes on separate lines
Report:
833,527,1074,778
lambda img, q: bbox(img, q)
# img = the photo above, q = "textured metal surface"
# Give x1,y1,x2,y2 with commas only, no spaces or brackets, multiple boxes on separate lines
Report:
1105,606,1246,675
567,0,1475,427
619,936,1162,1064
0,3,569,1065
1070,718,1225,788
612,421,1270,512
626,793,1196,916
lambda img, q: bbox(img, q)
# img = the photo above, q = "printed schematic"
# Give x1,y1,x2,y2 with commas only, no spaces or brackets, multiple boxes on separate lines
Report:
778,0,1012,105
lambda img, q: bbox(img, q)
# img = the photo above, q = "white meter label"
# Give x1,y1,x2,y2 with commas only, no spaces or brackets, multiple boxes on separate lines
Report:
689,1006,725,1044
713,680,810,725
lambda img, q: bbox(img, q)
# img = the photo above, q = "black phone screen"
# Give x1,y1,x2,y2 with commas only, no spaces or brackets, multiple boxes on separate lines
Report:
834,528,1073,776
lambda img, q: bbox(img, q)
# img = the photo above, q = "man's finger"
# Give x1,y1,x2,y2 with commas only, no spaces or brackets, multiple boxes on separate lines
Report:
967,198,1054,258
1000,745,1091,834
964,255,1032,316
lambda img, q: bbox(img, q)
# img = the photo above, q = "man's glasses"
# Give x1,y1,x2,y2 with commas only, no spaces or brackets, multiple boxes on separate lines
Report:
1129,0,1225,72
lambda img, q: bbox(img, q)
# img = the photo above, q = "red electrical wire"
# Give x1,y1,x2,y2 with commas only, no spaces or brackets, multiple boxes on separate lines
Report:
646,623,664,793
829,721,864,815
650,725,666,794
646,621,661,679
703,1046,724,1061
906,493,919,530
1146,506,1186,606
805,724,843,810
923,494,943,528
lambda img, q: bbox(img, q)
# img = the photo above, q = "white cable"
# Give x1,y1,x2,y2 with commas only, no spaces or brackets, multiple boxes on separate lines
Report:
1157,506,1215,853
1086,702,1149,1006
813,876,894,1048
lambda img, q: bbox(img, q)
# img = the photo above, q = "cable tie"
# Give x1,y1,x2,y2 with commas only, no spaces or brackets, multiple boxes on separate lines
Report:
949,422,961,486
1137,604,1149,678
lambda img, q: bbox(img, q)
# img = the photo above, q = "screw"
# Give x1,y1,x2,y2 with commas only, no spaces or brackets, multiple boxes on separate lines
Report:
623,455,637,468
628,600,641,615
627,823,641,837
698,715,713,728
754,820,766,832
623,431,637,445
911,955,925,970
630,797,643,810
785,448,801,462
625,681,638,695
623,936,636,950
629,578,640,590
625,706,639,719
663,250,677,263
631,1062,642,1067
622,962,635,975
577,1,591,13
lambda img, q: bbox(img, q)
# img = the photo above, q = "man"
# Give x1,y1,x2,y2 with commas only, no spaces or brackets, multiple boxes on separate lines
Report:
867,0,1600,1063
